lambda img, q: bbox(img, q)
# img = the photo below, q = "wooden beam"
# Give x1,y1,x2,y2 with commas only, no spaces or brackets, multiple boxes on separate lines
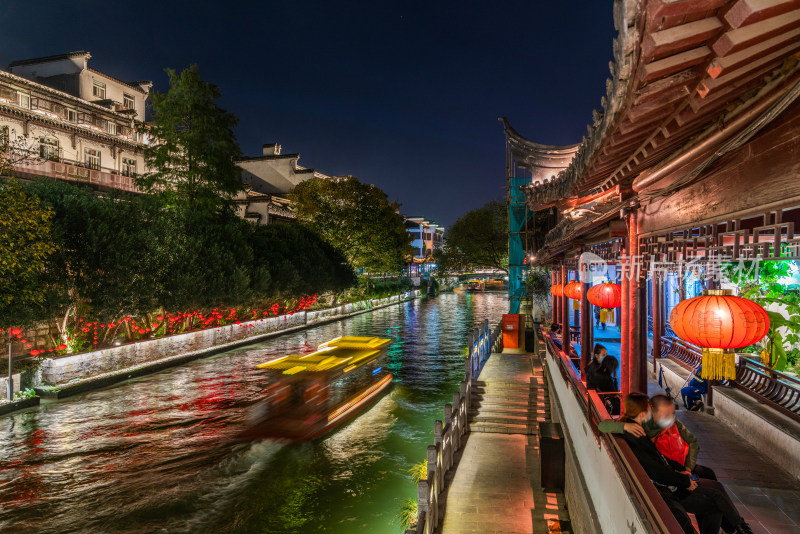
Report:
707,26,800,78
641,46,712,83
713,8,800,57
642,17,723,62
725,0,800,29
697,40,800,97
633,69,697,106
647,0,728,25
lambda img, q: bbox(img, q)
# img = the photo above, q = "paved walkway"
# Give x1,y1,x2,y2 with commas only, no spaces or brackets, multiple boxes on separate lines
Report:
648,373,800,534
439,350,571,534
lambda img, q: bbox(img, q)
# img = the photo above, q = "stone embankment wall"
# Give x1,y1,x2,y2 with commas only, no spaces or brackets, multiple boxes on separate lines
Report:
8,293,417,394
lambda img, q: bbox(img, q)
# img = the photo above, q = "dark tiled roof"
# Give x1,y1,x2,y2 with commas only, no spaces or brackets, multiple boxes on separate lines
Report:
86,68,147,94
238,153,300,162
8,51,89,68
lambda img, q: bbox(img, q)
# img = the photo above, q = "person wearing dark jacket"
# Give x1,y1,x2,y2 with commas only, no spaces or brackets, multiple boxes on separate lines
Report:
617,393,753,534
585,344,607,385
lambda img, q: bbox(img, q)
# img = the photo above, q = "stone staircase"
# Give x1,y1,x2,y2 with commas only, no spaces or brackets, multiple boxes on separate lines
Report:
468,356,550,435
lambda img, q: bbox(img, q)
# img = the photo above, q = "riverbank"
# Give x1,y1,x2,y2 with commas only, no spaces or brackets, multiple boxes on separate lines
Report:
0,292,420,413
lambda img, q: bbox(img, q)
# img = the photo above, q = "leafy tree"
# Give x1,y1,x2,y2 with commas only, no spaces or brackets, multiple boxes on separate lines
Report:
446,200,508,273
250,222,356,299
291,176,412,274
724,260,800,371
0,179,55,328
138,64,243,212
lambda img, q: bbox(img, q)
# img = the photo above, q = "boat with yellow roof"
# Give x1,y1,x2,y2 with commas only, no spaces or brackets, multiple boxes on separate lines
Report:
243,336,393,442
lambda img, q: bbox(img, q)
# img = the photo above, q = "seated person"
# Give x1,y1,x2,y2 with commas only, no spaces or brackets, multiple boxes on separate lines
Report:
600,395,716,480
682,364,707,411
585,344,606,384
608,393,752,534
589,352,620,415
549,322,561,335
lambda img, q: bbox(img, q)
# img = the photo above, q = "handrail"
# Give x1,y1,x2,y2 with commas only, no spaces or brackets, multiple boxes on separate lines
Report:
658,335,800,422
541,326,683,534
407,318,501,534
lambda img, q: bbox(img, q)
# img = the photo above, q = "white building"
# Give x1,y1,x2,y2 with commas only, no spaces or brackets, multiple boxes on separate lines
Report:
404,216,445,259
0,51,150,192
237,142,329,196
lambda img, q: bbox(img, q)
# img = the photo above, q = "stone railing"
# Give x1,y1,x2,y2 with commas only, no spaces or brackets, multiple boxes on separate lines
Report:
406,319,502,534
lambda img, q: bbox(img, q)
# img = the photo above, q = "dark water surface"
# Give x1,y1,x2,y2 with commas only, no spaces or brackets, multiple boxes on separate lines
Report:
0,291,507,533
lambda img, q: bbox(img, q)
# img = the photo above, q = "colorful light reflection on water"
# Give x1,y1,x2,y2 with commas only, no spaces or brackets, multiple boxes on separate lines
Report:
0,291,507,533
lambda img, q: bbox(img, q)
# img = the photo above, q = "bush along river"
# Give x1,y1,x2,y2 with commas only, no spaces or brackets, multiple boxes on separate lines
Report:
0,291,508,533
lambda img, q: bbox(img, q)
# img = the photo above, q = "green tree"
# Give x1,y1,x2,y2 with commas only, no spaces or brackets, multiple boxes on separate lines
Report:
291,176,413,274
138,64,243,211
0,179,55,328
250,222,356,299
446,200,508,273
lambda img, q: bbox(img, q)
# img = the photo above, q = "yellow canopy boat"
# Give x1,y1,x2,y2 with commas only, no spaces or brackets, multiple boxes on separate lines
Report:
244,336,393,442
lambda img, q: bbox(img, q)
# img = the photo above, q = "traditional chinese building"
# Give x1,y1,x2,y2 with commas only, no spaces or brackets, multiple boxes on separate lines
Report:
503,1,800,530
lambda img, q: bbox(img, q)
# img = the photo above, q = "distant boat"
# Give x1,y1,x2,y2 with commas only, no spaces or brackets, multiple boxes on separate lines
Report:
466,279,486,292
243,336,392,442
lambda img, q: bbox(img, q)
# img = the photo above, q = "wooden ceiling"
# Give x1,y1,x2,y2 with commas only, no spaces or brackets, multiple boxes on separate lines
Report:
522,0,800,209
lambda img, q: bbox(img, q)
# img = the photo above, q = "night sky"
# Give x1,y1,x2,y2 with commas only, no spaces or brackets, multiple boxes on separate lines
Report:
2,1,614,226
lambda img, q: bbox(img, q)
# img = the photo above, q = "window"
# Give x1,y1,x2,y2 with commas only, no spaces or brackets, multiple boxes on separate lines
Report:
107,122,117,135
92,81,106,99
84,148,100,170
18,93,29,109
67,109,77,122
39,137,59,161
121,157,136,178
0,126,8,146
123,93,135,110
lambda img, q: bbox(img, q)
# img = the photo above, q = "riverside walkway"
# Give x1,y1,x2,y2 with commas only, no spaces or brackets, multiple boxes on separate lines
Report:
438,349,571,534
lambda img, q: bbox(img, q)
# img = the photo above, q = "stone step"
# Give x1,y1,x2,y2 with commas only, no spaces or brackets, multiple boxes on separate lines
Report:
470,414,547,426
469,421,538,435
469,404,548,415
473,380,536,390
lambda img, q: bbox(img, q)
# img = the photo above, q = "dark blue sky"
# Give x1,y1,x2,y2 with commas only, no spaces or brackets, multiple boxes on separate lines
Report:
2,1,614,226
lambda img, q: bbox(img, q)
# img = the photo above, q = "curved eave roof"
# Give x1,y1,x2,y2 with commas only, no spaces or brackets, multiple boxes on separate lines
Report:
516,0,800,211
500,117,579,171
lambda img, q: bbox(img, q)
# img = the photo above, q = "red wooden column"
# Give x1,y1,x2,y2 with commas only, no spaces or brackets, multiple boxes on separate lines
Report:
620,237,631,399
629,210,645,394
580,262,592,379
652,272,662,373
561,264,571,355
552,269,560,324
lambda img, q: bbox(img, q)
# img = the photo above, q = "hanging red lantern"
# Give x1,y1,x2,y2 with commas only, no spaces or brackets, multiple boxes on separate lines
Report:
550,283,563,297
669,289,769,380
587,281,622,309
563,281,583,300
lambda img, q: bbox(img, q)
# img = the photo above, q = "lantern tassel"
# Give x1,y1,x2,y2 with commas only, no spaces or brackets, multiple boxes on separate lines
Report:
700,348,736,381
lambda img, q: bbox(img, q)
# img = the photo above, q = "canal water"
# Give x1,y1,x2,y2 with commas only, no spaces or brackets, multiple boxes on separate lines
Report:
0,291,507,534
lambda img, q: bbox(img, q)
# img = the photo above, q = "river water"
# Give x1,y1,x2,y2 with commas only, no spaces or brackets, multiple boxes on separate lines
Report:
0,291,507,534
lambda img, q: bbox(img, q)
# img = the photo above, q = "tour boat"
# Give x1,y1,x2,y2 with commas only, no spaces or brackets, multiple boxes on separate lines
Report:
466,279,486,292
243,336,393,442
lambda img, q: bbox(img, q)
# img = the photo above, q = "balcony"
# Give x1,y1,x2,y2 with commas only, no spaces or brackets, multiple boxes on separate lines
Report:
12,158,138,193
31,97,67,119
119,125,137,141
0,85,17,103
76,112,108,132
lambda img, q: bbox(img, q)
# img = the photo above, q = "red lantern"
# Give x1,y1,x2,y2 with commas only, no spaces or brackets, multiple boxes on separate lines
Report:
587,281,622,309
669,290,769,380
550,283,563,297
563,281,582,300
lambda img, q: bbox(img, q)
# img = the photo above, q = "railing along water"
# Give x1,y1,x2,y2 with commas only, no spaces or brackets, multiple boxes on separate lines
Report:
657,335,800,422
539,327,684,534
406,318,502,534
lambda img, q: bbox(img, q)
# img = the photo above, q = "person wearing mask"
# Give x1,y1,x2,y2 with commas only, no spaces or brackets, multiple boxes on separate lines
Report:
589,354,620,414
585,343,607,384
608,393,752,534
599,394,715,480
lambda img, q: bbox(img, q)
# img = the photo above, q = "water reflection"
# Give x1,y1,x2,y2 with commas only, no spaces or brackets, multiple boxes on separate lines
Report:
0,291,507,533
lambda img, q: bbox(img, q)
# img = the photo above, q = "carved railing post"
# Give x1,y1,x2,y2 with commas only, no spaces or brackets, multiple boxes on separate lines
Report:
434,420,443,446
